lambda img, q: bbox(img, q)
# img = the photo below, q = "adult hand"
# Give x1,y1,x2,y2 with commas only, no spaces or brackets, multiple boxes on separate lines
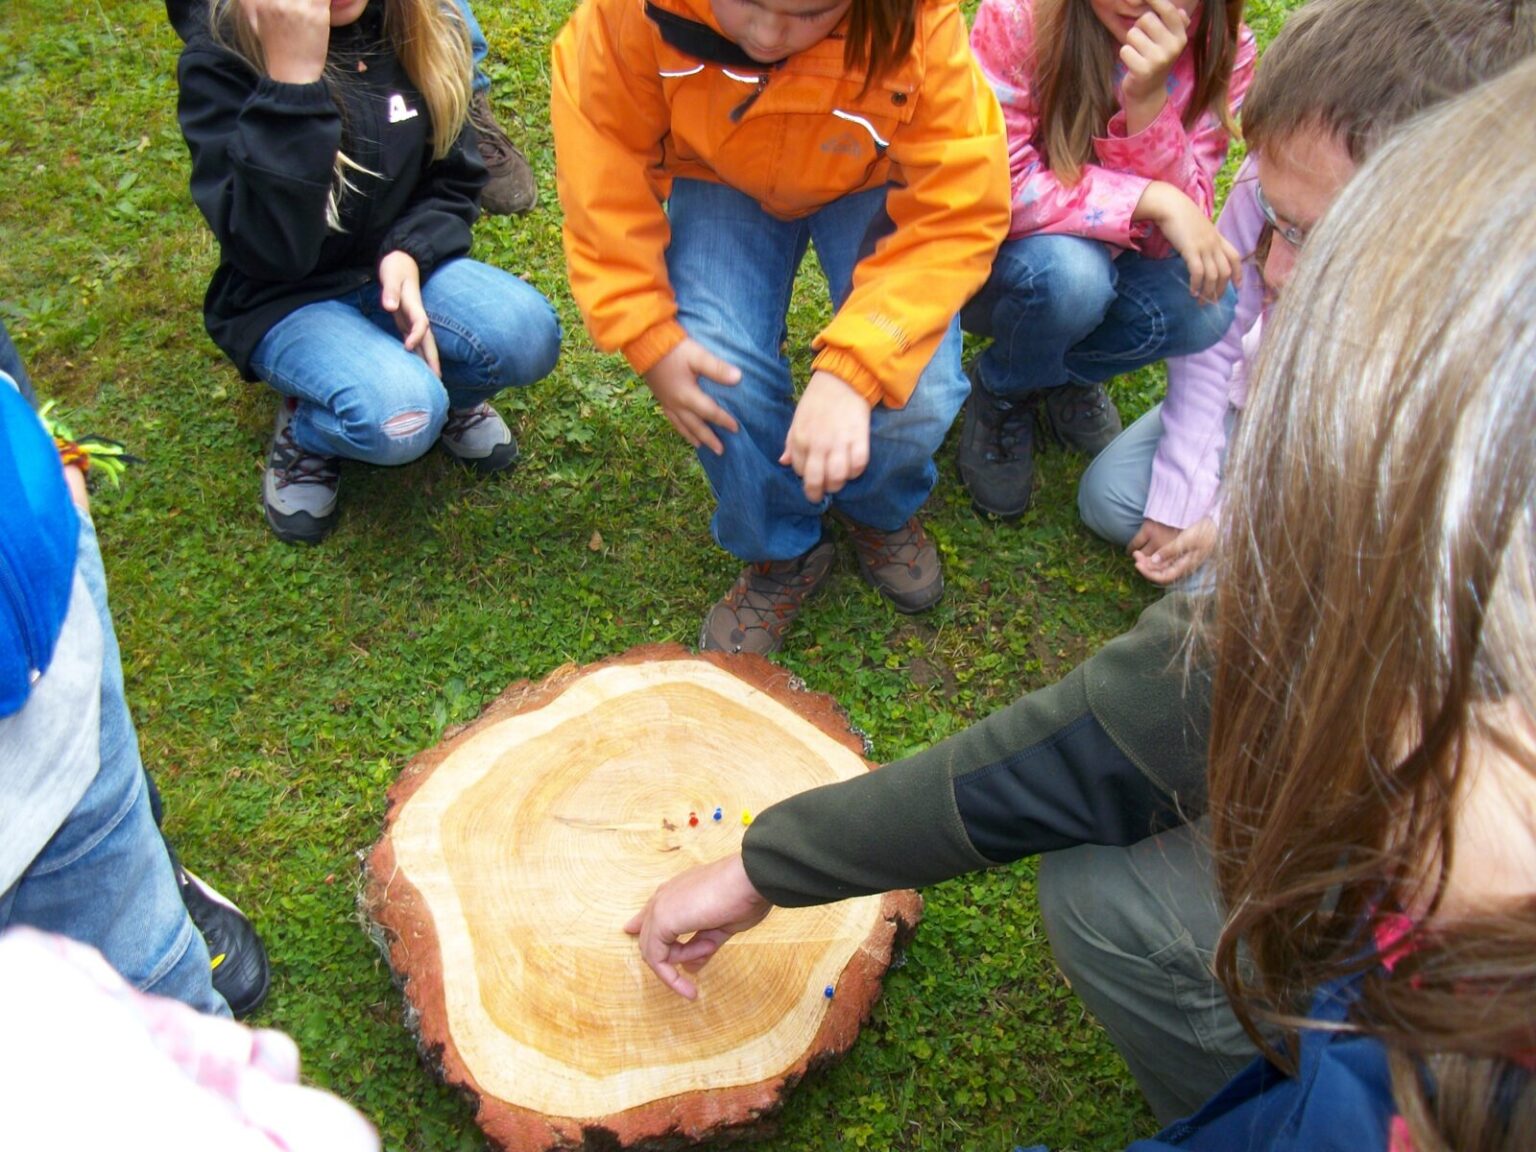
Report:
1134,182,1242,305
624,853,772,1000
245,0,331,85
379,250,440,378
779,370,871,503
1131,516,1216,585
642,338,741,455
1120,0,1191,134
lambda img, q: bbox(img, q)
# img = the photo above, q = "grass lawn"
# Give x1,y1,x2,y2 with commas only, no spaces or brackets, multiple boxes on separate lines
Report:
0,1,1299,1148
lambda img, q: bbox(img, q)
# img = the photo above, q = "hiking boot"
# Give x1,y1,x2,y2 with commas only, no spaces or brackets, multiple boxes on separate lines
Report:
264,398,340,545
178,867,270,1019
470,90,536,216
957,361,1037,521
440,402,519,474
1041,382,1122,457
840,515,944,613
699,535,837,656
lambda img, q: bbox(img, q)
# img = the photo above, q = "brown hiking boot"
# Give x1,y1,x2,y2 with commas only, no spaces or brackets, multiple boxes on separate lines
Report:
470,90,536,216
699,536,837,655
840,515,943,613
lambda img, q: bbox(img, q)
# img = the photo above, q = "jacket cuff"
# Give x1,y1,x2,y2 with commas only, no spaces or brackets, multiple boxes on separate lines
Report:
622,321,688,377
252,75,335,112
810,348,885,407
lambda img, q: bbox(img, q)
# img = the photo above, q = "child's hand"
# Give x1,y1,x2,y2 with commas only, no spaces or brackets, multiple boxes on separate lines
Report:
623,853,772,1000
379,250,441,378
642,338,742,455
1130,516,1216,585
781,371,871,503
245,0,332,85
1133,181,1242,304
1119,0,1191,132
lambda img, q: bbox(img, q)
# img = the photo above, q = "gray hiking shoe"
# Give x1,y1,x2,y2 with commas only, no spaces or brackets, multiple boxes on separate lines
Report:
440,402,519,474
840,514,944,613
470,91,536,216
263,398,339,545
1041,382,1122,457
957,360,1037,521
699,535,837,656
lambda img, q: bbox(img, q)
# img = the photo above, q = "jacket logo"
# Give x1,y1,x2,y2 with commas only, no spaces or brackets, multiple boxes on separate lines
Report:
820,133,862,156
387,94,419,124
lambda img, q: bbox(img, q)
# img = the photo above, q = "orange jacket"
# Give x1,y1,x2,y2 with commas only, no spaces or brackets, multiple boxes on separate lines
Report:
551,0,1009,407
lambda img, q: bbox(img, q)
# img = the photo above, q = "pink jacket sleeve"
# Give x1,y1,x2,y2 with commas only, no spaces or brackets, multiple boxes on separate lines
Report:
1095,24,1256,257
1144,157,1266,529
971,1,1254,249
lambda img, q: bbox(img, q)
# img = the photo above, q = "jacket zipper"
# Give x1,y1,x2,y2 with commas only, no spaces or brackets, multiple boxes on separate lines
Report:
730,74,770,122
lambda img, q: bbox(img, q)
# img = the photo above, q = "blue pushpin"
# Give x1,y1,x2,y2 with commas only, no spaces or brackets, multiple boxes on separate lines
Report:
823,985,835,999
712,806,723,822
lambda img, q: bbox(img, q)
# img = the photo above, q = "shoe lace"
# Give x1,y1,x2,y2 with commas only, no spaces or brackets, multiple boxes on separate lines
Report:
842,517,927,572
443,403,494,439
1051,384,1108,426
724,555,826,637
978,393,1036,461
270,426,338,490
469,95,517,165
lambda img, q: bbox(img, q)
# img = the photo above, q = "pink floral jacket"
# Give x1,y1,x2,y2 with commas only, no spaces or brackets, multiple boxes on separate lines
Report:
970,0,1256,253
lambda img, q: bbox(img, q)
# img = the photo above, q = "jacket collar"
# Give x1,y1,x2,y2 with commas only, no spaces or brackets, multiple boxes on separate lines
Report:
643,1,783,70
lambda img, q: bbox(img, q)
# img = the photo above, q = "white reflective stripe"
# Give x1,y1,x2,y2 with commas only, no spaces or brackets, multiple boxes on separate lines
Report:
832,109,889,148
658,64,705,78
722,69,762,84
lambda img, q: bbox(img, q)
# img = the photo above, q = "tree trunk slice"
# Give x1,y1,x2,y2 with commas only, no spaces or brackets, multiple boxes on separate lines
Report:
364,645,922,1150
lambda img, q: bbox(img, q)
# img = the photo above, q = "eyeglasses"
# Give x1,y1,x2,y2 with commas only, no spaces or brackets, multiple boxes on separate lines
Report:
1254,182,1309,249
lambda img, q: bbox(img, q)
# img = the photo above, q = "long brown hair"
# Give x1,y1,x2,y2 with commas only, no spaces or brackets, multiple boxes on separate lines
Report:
1032,0,1243,184
1203,58,1536,1152
211,0,471,160
842,0,920,86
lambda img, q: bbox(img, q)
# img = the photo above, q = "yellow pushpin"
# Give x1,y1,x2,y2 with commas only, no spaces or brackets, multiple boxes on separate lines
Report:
741,809,753,826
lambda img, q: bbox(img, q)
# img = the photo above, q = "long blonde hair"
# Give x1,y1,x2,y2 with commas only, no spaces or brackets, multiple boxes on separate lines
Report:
211,0,471,224
1203,57,1536,1152
1031,0,1243,184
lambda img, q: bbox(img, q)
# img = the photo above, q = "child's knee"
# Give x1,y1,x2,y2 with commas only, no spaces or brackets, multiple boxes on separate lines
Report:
339,382,446,466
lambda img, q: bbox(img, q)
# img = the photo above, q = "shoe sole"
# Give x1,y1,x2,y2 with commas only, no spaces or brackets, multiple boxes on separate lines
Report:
264,502,336,545
441,439,521,475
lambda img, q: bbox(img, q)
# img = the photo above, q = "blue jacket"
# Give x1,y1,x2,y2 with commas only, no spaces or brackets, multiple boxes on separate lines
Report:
1131,971,1396,1152
0,380,78,718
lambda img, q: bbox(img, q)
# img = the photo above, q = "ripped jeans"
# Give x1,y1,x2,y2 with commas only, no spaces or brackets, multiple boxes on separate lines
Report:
249,258,560,465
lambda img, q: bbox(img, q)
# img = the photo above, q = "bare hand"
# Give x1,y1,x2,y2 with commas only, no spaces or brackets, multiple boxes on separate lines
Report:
779,371,871,502
379,250,440,378
1120,0,1191,131
1134,182,1242,304
642,338,742,455
623,853,772,1000
1131,516,1215,585
244,0,331,84
63,464,89,513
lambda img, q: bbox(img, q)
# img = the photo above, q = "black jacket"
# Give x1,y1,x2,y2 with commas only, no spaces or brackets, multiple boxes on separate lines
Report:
176,7,485,377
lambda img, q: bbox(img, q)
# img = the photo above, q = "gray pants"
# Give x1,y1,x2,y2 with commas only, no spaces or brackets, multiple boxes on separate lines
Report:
1036,822,1257,1125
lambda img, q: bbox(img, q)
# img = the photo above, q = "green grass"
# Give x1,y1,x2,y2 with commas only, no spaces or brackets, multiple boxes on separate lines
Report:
0,2,1299,1148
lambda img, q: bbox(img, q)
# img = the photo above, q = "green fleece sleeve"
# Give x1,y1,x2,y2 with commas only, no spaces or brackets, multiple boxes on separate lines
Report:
742,594,1209,907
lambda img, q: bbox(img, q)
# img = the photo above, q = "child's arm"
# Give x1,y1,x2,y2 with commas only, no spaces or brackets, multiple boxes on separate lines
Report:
375,118,484,287
1143,159,1266,534
1098,22,1257,254
550,0,683,378
809,1,1011,410
176,15,341,282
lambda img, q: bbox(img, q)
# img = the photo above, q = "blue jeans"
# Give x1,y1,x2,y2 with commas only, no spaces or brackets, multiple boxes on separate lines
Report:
456,0,491,95
0,521,227,1017
251,258,560,464
960,235,1236,396
666,179,969,561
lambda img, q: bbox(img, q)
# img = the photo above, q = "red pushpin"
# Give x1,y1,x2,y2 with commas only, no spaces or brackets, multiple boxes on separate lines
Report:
688,811,699,827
